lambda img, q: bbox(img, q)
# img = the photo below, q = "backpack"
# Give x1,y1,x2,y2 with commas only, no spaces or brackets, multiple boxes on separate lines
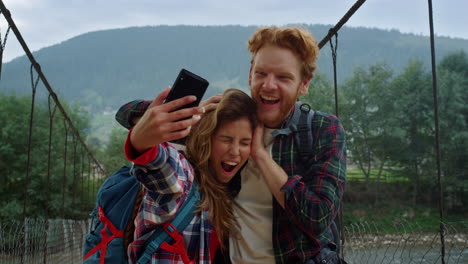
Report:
272,101,343,256
83,164,200,264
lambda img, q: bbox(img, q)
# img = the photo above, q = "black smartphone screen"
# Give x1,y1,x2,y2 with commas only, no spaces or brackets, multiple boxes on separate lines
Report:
164,69,209,111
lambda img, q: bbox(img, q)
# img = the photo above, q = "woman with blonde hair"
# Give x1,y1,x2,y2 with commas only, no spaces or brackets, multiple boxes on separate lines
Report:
124,88,256,263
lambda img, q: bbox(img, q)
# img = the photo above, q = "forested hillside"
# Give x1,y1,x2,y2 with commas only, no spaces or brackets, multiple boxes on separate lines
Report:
1,24,467,112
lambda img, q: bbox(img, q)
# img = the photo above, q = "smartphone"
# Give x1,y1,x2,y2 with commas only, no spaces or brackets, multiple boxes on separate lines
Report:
165,69,209,145
164,69,209,111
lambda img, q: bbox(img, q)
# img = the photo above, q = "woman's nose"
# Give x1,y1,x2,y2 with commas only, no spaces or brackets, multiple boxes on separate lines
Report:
229,143,240,155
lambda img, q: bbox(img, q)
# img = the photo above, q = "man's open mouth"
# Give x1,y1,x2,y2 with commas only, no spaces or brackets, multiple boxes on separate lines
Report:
261,95,280,105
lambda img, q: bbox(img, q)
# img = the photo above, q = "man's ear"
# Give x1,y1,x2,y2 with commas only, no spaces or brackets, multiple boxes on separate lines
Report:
299,78,311,96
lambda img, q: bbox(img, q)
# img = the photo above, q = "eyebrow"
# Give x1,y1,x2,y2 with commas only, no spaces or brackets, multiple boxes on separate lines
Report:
253,66,296,78
219,135,252,141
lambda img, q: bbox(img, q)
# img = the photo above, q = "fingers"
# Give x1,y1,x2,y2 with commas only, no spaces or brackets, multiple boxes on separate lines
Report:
200,94,222,112
130,114,201,153
147,87,205,121
148,87,171,109
129,87,206,152
164,127,192,142
163,114,202,134
250,123,267,162
253,123,264,145
159,114,202,142
166,105,205,122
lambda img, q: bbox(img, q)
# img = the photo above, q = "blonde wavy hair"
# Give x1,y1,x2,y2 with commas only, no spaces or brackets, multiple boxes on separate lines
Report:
184,88,257,248
248,26,319,80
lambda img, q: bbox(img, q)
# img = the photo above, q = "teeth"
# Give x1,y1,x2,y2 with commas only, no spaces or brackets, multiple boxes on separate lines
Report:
261,95,279,101
224,161,238,166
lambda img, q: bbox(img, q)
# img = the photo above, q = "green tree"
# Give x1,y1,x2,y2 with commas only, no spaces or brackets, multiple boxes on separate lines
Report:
0,93,96,220
389,60,433,204
340,64,396,183
437,51,468,212
301,72,337,115
98,127,130,175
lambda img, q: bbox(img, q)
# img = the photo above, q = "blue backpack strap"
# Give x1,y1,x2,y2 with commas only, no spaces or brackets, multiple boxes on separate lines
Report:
295,102,315,164
271,101,315,164
136,181,200,264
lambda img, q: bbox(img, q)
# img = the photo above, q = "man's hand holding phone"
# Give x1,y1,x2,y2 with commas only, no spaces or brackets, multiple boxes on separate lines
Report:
130,87,205,154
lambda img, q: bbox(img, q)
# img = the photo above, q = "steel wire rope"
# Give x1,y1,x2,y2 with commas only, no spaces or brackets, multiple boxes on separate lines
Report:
80,150,86,217
318,0,366,49
329,31,339,117
0,9,10,80
87,156,92,210
20,62,40,264
61,119,70,218
43,95,57,264
46,95,57,218
316,0,369,257
427,0,446,263
71,134,78,218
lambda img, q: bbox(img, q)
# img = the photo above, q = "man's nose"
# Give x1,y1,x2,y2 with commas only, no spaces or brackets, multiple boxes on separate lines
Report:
262,74,277,89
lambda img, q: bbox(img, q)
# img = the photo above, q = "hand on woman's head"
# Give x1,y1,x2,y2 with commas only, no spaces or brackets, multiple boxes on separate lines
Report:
200,94,222,113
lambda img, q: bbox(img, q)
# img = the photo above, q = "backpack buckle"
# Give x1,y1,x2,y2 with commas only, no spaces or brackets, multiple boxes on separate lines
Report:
163,222,179,240
299,103,311,113
160,222,192,264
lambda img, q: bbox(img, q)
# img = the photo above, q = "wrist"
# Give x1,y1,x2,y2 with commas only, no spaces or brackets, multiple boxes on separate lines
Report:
251,148,270,165
129,127,151,154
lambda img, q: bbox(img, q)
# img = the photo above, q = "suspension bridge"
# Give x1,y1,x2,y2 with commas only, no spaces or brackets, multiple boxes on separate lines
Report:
0,0,466,263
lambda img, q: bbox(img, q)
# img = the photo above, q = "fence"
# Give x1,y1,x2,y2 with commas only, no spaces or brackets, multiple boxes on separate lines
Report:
0,219,89,264
1,219,466,264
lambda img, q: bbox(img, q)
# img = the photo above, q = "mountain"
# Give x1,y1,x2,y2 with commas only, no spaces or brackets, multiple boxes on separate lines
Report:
1,24,467,112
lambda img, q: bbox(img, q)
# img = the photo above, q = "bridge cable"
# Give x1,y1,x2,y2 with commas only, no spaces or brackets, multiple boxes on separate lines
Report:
317,0,367,257
0,9,10,80
81,150,86,215
318,0,366,49
71,134,78,217
46,95,57,219
61,119,70,218
327,31,347,258
426,0,445,263
42,95,57,264
20,63,40,264
329,30,339,117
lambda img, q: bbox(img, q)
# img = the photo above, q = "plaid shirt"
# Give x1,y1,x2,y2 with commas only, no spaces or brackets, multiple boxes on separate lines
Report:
127,142,217,264
268,110,346,263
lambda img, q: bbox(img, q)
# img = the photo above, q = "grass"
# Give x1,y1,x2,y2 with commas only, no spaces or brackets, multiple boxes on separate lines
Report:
343,202,468,233
346,168,410,182
343,168,467,233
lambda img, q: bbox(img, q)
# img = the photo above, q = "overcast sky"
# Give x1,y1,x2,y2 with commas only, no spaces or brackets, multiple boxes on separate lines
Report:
1,0,465,62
